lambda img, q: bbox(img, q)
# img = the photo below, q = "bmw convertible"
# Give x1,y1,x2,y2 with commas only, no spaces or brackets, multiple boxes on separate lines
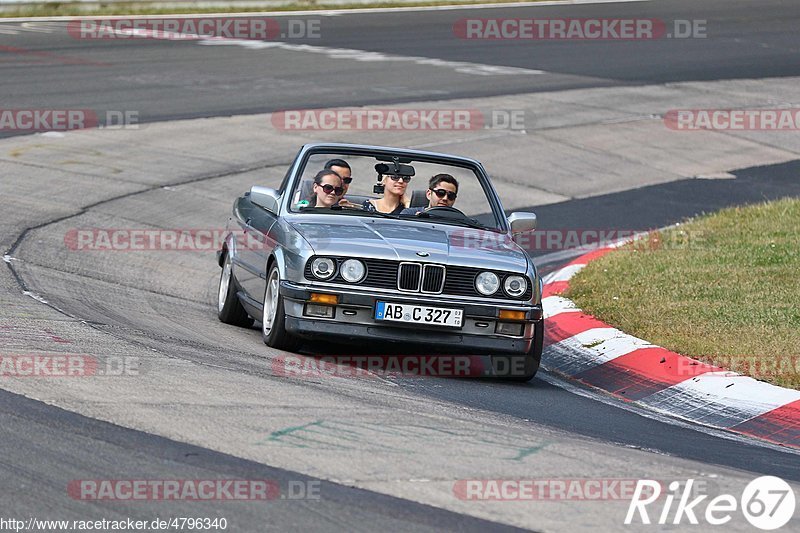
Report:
216,143,544,380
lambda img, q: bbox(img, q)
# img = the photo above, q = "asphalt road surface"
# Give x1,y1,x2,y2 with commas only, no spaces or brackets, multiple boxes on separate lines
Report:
1,0,799,531
0,0,798,131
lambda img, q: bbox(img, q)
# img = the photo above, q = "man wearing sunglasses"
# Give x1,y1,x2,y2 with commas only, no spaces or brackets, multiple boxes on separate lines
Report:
324,159,353,194
401,174,459,216
325,158,362,209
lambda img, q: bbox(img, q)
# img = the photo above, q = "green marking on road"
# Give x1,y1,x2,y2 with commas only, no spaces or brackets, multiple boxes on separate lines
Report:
510,443,549,461
256,420,323,446
256,419,550,457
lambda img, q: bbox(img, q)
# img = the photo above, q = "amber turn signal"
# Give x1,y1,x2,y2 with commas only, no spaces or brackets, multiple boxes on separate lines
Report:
499,309,525,321
309,293,339,305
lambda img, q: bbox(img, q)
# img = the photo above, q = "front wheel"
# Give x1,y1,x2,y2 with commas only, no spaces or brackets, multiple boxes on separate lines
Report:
217,253,254,328
262,264,301,352
505,320,543,382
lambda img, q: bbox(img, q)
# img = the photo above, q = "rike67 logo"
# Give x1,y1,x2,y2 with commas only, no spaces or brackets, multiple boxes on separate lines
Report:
626,476,795,530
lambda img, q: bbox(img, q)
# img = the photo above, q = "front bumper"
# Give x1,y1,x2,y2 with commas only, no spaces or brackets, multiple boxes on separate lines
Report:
280,281,542,354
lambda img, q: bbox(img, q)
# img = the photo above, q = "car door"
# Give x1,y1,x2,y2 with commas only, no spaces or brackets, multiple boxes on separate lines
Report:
235,198,278,309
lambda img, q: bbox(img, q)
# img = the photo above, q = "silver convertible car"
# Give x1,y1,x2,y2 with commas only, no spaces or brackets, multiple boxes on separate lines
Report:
216,143,544,380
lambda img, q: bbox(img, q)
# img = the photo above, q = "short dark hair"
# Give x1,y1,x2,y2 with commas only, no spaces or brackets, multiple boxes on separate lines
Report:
429,173,458,191
324,158,351,171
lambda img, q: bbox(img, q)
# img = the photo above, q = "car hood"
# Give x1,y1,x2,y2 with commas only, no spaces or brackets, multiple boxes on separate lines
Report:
288,215,529,273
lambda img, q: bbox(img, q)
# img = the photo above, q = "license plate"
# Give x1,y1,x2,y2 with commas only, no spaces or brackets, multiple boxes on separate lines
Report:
375,301,463,327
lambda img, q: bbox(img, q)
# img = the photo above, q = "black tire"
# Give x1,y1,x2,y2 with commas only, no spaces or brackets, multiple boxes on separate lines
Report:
217,253,254,328
505,319,543,382
262,263,301,352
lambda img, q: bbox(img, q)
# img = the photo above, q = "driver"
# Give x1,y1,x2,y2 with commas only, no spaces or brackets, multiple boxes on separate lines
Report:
400,174,459,215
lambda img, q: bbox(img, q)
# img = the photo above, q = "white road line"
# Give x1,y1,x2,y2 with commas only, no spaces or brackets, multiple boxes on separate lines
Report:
198,39,546,76
0,22,62,33
198,38,545,76
0,0,653,23
47,21,545,76
19,22,59,32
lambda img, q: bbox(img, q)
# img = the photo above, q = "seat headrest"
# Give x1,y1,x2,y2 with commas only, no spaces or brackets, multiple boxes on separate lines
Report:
410,189,428,208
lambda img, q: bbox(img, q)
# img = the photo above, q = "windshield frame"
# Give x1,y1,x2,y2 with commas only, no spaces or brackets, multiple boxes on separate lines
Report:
281,144,509,232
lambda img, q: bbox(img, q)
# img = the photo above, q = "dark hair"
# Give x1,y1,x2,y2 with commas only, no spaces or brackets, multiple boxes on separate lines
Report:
324,158,351,171
305,169,342,203
429,173,458,191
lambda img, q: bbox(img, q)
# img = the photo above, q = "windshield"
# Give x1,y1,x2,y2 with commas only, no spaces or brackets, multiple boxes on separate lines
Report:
287,151,503,230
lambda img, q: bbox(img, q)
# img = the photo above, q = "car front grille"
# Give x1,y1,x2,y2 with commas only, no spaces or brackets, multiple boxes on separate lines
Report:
398,263,422,291
421,264,445,293
304,257,532,300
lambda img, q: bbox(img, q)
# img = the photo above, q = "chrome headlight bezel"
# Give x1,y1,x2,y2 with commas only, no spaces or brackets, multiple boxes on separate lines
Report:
340,259,366,283
310,257,336,280
475,271,500,296
504,275,527,298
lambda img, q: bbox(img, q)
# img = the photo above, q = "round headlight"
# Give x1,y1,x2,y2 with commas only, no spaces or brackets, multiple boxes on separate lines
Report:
475,271,500,296
311,257,335,280
340,259,366,283
504,275,527,298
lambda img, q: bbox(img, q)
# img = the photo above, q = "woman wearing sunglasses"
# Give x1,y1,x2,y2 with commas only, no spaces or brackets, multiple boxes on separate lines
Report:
303,169,345,208
362,174,411,215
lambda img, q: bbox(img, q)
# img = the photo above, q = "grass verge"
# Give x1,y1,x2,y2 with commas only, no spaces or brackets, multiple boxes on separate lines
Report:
0,0,547,18
566,197,800,390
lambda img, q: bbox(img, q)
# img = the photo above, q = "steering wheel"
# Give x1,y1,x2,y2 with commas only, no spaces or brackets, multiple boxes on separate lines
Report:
423,206,468,219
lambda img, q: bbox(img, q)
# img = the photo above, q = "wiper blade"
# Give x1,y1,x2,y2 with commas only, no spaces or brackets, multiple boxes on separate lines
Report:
332,206,399,219
417,212,490,231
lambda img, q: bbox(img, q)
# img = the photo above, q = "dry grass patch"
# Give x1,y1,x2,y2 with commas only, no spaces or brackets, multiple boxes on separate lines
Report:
567,197,800,389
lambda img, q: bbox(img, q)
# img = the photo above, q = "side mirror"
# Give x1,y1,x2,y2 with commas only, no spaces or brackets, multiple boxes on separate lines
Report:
508,212,537,234
250,186,280,214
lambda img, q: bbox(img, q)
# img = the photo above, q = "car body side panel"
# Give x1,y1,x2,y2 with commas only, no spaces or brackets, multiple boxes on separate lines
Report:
231,195,275,306
220,143,542,354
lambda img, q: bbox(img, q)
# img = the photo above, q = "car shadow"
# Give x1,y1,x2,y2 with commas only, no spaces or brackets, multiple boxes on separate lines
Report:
289,337,539,385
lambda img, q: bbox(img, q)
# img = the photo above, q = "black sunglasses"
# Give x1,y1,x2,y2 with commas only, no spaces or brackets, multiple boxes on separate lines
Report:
430,188,457,201
342,177,353,184
388,175,412,183
318,183,344,196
